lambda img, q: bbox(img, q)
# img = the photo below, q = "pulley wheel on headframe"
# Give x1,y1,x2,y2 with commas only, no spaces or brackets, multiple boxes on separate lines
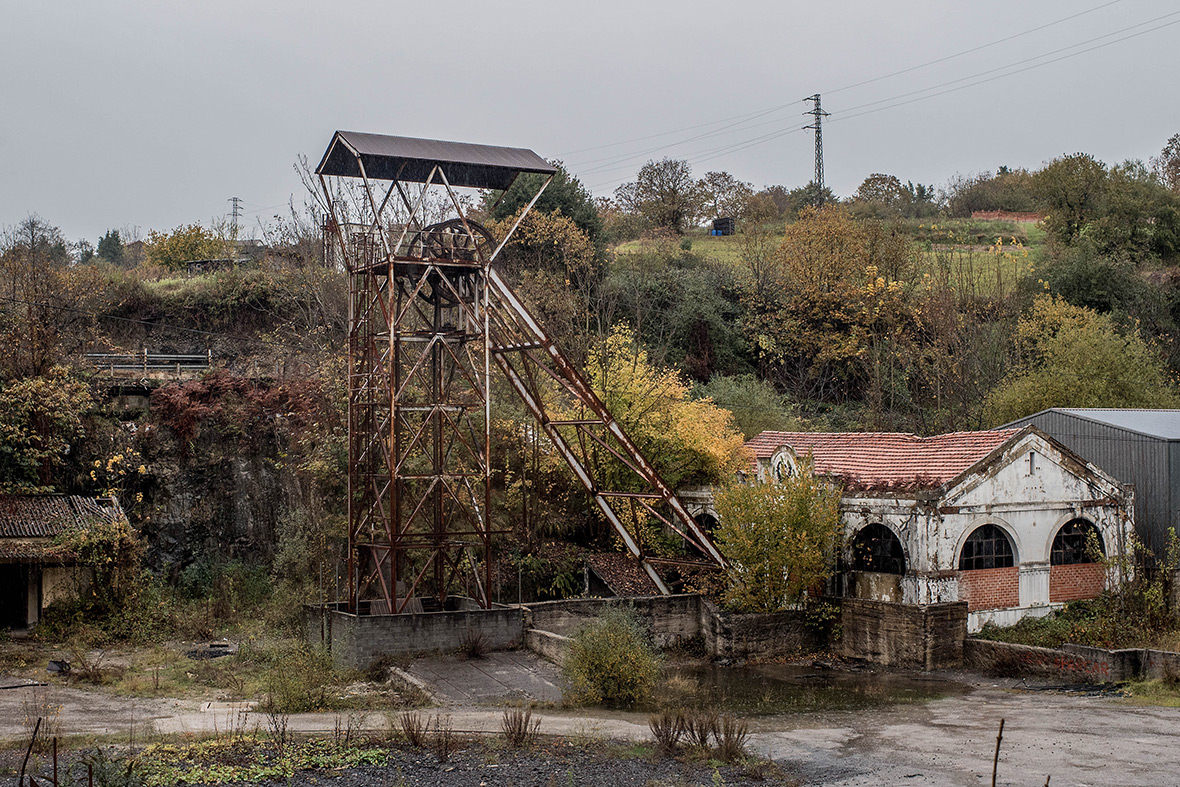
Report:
409,219,495,262
407,219,494,305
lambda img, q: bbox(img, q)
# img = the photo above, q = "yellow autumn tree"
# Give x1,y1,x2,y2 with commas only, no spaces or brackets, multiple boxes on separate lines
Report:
586,324,749,490
712,460,843,612
985,295,1180,424
145,223,232,270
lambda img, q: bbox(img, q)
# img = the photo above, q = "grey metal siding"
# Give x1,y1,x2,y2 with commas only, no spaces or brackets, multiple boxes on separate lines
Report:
1011,411,1172,552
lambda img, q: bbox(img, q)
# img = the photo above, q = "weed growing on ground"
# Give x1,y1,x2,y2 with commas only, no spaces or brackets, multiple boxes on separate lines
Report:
459,628,490,660
648,709,686,754
716,713,749,762
429,715,458,763
684,708,719,750
1123,679,1180,707
398,711,428,748
260,642,334,713
22,686,63,752
500,706,540,749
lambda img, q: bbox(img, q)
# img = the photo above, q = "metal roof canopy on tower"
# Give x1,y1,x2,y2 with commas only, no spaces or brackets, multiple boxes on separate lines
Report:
316,131,557,190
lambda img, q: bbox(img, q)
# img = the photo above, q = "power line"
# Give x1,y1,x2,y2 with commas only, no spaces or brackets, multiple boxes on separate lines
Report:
559,101,806,159
832,9,1180,118
822,0,1125,96
563,1,1129,182
828,14,1180,127
580,8,1179,193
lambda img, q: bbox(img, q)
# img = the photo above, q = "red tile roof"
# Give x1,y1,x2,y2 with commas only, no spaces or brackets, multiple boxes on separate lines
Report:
745,429,1021,491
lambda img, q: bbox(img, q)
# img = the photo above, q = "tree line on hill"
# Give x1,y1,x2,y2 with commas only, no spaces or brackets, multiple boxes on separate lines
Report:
2,132,1180,615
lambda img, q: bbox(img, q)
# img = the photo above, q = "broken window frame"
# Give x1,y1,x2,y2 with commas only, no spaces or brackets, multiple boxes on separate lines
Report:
851,522,906,575
1050,518,1103,566
958,524,1016,571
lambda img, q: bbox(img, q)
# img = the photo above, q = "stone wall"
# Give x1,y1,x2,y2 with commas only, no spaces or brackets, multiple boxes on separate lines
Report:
840,598,968,670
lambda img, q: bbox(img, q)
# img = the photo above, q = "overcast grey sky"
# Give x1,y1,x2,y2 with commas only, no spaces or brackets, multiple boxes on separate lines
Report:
3,0,1179,243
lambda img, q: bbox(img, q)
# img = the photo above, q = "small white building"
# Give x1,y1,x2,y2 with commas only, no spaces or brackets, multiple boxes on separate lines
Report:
744,427,1134,632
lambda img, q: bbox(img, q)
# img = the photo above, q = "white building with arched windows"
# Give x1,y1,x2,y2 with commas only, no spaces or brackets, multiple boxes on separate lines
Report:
744,426,1134,632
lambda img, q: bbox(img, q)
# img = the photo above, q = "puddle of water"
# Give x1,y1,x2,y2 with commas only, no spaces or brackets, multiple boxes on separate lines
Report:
658,662,969,715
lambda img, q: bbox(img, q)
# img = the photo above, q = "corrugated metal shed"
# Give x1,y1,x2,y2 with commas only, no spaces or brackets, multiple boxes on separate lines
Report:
316,131,556,190
1003,409,1180,552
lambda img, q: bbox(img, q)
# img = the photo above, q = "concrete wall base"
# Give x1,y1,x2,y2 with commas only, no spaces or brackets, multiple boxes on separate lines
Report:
840,598,968,670
307,594,973,673
964,637,1180,683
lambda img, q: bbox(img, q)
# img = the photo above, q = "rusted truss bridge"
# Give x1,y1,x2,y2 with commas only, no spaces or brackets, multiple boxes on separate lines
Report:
316,131,724,614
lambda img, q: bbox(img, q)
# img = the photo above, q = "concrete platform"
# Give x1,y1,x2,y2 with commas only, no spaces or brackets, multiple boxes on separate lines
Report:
404,650,562,705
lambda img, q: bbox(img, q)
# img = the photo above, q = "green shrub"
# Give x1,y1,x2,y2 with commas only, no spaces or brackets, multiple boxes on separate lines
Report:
562,606,660,708
262,642,335,712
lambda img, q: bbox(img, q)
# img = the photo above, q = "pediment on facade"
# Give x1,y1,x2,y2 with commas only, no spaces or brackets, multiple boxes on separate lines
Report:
942,430,1125,508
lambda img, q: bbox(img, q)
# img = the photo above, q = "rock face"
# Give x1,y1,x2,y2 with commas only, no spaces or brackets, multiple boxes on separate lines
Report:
131,372,341,572
141,446,301,569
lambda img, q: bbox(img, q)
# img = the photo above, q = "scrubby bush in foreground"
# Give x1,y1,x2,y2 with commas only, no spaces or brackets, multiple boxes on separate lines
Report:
562,606,659,707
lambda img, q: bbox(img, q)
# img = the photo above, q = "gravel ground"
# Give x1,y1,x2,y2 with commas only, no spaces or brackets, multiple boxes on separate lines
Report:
1,742,798,787
298,746,795,786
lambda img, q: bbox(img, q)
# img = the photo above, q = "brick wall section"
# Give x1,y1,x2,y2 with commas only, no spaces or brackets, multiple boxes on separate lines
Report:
958,567,1019,611
840,598,968,670
1049,563,1105,603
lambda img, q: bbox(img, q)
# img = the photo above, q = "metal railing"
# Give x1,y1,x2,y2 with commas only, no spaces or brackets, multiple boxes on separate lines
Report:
85,350,212,378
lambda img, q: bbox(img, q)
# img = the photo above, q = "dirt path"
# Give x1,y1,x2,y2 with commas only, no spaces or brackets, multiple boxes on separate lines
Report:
3,670,1179,785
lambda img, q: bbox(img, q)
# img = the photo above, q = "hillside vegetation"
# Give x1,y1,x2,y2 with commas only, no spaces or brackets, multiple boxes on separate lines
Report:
3,138,1180,636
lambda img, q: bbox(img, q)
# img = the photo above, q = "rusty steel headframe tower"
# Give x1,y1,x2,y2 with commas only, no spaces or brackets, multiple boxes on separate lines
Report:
317,131,724,614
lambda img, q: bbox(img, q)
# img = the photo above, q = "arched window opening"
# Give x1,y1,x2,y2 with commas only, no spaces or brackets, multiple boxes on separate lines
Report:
852,523,906,575
959,524,1015,570
1051,519,1104,566
694,512,718,534
772,453,797,482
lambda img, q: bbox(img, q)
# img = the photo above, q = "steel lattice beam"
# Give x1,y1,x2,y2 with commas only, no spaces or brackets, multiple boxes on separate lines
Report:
318,131,724,614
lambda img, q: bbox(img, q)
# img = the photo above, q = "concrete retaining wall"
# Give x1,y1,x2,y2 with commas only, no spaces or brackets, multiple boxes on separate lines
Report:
700,597,820,660
840,598,968,670
526,595,820,661
307,593,978,673
525,628,570,665
964,638,1180,683
305,603,524,670
525,595,701,648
